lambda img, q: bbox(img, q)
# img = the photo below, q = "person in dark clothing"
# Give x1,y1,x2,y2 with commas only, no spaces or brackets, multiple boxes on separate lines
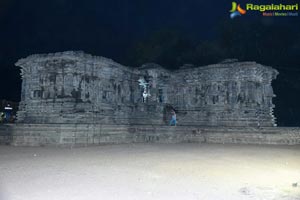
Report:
4,104,13,122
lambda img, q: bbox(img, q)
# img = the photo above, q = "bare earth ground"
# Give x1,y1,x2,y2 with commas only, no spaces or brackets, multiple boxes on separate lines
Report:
0,143,300,200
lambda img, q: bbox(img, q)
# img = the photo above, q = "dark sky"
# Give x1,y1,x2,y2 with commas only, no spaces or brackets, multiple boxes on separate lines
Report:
0,0,299,125
0,0,229,58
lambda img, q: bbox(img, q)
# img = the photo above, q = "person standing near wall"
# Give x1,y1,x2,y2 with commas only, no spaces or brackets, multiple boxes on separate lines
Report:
0,112,4,123
169,110,177,126
4,104,13,122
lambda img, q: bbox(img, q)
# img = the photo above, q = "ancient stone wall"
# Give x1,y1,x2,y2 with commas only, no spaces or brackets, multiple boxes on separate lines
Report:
16,52,140,124
15,52,278,127
1,124,300,147
170,60,278,127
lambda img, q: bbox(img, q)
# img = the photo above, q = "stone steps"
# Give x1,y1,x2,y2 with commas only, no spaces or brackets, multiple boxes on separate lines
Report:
1,124,300,146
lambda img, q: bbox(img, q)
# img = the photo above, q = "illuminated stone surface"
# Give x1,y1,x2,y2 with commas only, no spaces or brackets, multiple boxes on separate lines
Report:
15,51,278,127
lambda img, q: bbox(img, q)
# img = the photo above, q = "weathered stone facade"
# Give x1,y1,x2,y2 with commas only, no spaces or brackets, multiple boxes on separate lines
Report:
15,51,278,127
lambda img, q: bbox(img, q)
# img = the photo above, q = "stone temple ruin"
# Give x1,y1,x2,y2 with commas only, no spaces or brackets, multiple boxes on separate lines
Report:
16,51,278,127
1,51,300,146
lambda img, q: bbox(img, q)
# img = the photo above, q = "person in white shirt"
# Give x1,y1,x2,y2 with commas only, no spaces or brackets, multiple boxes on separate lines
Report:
4,104,13,122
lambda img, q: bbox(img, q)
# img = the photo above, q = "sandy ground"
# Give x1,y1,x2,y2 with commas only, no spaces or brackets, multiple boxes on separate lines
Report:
0,143,300,200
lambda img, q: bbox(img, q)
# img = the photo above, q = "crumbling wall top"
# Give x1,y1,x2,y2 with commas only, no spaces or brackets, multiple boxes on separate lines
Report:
15,51,133,72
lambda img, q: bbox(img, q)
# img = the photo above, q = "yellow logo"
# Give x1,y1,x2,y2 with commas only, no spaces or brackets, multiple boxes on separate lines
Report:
230,2,298,18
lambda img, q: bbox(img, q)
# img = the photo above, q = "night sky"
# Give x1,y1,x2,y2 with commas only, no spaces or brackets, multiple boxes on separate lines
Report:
0,0,299,126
